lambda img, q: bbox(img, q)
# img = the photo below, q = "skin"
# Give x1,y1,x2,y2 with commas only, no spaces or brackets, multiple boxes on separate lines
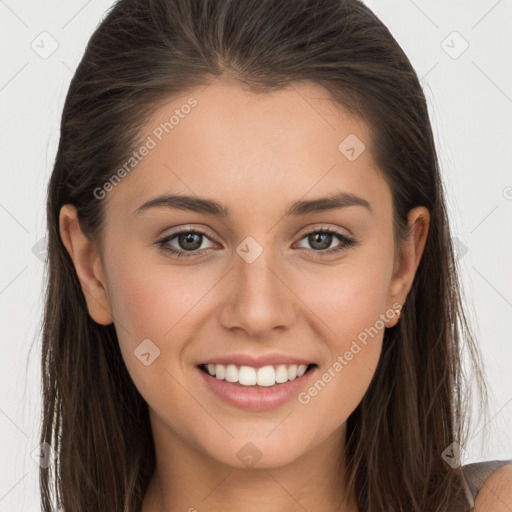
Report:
473,465,512,511
59,77,430,512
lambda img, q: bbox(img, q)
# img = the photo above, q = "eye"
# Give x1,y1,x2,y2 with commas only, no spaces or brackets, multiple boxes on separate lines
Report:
155,226,358,259
295,227,357,257
156,229,217,258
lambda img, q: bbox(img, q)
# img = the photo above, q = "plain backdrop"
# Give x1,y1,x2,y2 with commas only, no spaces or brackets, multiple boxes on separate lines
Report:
1,0,511,510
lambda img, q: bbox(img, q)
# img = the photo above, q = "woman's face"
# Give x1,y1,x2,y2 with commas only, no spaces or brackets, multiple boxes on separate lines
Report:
61,78,428,471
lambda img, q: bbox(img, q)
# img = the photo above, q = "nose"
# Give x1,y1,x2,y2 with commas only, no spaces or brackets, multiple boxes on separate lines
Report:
218,246,296,339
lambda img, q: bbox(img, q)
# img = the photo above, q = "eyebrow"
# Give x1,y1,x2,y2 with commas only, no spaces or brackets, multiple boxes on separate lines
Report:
134,191,373,217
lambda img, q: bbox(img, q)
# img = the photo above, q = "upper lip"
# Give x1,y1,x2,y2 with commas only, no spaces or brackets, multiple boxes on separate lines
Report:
197,353,315,368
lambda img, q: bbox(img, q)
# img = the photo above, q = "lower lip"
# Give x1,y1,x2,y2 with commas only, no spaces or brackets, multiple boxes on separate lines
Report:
196,365,318,411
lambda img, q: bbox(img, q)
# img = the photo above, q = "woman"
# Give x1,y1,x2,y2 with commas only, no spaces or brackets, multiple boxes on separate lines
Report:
40,0,512,510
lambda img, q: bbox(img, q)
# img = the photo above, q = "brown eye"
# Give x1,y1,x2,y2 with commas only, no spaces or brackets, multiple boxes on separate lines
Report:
306,232,334,250
157,229,216,258
175,232,203,251
296,228,357,256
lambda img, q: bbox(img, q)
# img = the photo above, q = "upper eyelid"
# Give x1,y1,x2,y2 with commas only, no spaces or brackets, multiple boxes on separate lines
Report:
159,225,351,247
159,227,218,244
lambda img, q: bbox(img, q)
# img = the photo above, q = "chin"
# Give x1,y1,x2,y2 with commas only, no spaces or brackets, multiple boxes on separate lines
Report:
202,431,316,470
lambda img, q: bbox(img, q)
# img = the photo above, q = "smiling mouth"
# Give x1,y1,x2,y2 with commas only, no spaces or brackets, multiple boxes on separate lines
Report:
198,363,317,387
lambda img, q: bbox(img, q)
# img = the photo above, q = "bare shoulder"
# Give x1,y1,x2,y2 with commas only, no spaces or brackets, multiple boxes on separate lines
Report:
472,463,512,511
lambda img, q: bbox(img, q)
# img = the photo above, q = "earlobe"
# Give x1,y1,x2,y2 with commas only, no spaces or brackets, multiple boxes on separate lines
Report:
386,206,430,326
59,204,114,325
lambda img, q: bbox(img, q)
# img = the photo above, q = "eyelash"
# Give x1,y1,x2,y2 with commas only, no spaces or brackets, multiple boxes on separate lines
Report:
156,227,357,259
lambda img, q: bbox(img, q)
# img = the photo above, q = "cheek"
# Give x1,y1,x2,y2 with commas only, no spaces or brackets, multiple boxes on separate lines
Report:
296,294,386,445
295,249,393,430
106,247,219,337
297,337,382,449
104,254,221,386
305,253,393,351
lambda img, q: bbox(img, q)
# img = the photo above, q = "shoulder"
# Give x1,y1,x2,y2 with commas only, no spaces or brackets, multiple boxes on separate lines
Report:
472,461,512,511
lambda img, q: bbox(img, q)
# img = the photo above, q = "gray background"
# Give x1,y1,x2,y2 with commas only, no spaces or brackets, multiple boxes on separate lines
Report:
1,0,511,509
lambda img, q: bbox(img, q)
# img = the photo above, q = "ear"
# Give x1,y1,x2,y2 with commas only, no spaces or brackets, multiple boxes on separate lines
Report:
385,206,430,328
59,204,113,325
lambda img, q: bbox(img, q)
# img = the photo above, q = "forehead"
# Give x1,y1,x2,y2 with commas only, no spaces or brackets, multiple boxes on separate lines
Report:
104,79,391,220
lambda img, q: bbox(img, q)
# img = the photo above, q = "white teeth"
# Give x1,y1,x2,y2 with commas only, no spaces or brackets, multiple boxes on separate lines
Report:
256,366,275,387
297,364,307,377
215,364,225,380
202,363,312,386
239,366,257,385
275,364,289,383
225,364,238,383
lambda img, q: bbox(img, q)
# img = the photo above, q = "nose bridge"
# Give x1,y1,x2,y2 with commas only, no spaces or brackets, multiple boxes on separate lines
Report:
220,236,294,335
238,244,280,295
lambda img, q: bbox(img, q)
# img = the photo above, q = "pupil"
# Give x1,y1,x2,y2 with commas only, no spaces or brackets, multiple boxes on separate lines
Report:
180,233,202,250
310,233,331,250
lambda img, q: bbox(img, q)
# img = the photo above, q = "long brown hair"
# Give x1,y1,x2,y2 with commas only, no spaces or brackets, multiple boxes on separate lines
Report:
40,0,490,510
